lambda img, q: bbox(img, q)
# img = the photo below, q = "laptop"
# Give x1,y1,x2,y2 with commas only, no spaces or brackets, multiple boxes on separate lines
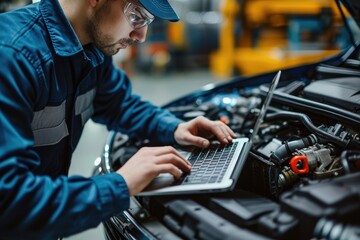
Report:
137,70,281,196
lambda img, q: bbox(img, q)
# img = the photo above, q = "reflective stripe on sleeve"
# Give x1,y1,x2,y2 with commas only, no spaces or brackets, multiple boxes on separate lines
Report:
75,88,95,125
31,101,69,147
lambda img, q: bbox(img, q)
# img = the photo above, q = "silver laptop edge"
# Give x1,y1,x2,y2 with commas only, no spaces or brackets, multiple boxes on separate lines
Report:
250,70,281,142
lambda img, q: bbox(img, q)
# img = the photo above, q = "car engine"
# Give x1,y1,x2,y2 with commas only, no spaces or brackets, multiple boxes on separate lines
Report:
94,51,360,239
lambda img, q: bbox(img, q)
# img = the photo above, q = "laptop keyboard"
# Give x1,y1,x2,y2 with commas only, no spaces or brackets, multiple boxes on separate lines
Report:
181,142,239,185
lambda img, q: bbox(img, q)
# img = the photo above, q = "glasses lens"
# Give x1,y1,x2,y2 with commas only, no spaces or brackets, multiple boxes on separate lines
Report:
124,2,154,29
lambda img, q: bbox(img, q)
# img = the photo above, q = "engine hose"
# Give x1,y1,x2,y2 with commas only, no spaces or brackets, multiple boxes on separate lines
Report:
340,150,360,174
313,218,360,240
270,134,318,165
266,111,349,148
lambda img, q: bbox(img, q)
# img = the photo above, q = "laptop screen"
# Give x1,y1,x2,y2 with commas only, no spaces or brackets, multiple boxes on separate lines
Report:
250,70,281,142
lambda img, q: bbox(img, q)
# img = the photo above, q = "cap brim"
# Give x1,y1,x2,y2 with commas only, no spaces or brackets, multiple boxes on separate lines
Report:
138,0,179,22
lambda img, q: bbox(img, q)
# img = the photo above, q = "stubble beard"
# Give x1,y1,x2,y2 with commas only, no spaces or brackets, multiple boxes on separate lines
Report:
86,4,138,56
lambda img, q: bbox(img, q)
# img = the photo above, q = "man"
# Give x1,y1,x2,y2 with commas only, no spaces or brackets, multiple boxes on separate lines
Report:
0,0,236,239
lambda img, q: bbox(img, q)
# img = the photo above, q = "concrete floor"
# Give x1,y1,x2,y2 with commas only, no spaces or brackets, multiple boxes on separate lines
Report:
65,69,220,240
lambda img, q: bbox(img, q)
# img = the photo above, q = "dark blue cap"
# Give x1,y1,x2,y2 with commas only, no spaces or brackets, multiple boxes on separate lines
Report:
138,0,179,22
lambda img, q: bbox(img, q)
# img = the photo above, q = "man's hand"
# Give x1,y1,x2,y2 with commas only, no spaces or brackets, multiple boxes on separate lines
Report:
117,146,191,196
117,116,235,196
174,116,237,148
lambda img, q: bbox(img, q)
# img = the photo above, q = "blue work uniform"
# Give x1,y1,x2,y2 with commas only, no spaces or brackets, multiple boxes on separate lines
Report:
0,0,182,239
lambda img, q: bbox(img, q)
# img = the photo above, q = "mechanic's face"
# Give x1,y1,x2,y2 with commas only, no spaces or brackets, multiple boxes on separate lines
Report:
87,0,153,56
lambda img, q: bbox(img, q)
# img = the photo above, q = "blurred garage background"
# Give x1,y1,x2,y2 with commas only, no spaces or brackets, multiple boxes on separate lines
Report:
1,0,358,239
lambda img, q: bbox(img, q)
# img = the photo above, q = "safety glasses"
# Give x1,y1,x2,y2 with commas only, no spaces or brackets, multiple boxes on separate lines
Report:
123,1,155,29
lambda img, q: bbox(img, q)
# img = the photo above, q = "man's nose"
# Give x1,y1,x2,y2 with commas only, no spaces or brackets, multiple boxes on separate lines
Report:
130,26,148,43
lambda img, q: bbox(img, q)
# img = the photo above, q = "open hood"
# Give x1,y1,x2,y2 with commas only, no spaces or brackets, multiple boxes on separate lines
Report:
340,0,360,28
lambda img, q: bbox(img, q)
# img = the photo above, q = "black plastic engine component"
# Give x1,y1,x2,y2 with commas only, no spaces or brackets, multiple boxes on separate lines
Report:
303,77,360,113
238,152,282,198
208,190,279,229
162,199,271,240
273,172,360,239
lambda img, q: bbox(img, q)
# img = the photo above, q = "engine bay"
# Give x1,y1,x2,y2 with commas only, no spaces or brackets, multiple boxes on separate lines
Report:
164,74,360,199
93,0,360,237
97,59,360,239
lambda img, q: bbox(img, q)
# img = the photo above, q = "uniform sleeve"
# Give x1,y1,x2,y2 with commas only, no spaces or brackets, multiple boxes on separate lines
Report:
0,47,130,239
92,56,183,144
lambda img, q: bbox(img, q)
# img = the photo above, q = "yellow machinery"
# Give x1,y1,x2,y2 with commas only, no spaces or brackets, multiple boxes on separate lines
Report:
210,0,346,78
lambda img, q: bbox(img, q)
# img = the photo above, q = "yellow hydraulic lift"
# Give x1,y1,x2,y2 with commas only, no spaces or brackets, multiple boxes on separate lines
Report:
210,0,345,78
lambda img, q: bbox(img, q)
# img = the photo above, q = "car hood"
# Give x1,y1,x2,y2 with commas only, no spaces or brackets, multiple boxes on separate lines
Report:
341,0,360,28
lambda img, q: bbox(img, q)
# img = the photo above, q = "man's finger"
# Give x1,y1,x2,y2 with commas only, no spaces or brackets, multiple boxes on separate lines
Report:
183,132,210,148
154,153,192,171
210,121,232,144
144,146,187,161
156,164,183,179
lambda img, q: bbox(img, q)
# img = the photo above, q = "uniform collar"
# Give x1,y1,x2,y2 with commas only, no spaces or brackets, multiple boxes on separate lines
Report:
40,0,104,67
